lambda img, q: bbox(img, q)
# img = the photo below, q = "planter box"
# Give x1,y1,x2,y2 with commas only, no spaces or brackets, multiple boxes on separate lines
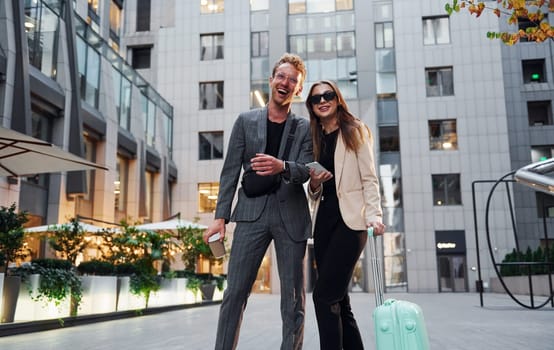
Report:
79,275,118,315
115,276,147,311
212,280,227,301
490,274,553,296
148,278,187,308
14,274,70,322
0,272,4,318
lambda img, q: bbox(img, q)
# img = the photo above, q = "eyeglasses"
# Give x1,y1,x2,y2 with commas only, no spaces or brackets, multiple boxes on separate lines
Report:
273,72,299,85
308,91,336,105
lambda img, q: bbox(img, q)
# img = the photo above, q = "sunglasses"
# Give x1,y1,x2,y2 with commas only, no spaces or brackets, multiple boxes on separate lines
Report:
308,91,337,105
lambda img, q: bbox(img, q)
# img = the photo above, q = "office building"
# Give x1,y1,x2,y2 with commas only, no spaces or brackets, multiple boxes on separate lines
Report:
1,0,552,293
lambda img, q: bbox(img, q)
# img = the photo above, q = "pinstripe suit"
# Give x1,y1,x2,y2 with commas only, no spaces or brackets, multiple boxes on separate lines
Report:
214,107,313,350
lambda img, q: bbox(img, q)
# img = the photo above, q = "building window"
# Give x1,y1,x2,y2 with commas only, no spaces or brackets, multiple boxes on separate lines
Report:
376,49,396,95
290,32,358,99
200,33,224,60
377,98,398,124
76,36,100,108
115,156,129,214
379,126,400,152
337,31,356,57
531,145,554,163
252,31,269,57
288,0,353,14
141,93,156,147
251,0,269,11
88,0,99,14
426,67,454,97
136,0,151,31
375,22,394,48
144,170,154,221
250,80,270,108
109,1,122,44
423,16,450,45
518,15,548,43
380,176,402,208
201,0,224,14
527,100,553,126
429,119,458,150
198,183,219,213
199,131,224,160
522,59,546,83
25,0,60,78
163,112,174,159
432,174,461,206
82,135,97,202
131,46,152,69
200,81,224,109
112,67,132,130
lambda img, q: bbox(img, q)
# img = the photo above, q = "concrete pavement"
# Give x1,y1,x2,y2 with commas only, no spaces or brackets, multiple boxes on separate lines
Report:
0,292,552,349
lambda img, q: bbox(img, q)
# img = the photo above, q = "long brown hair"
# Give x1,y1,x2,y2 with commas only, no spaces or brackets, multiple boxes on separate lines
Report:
305,80,367,161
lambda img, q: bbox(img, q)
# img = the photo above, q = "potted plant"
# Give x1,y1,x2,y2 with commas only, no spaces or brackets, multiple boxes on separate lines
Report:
0,203,29,323
98,222,180,308
13,258,82,319
77,260,118,315
179,227,227,301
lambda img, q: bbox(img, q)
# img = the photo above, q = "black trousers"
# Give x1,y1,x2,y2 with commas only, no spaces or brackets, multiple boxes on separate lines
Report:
312,218,367,350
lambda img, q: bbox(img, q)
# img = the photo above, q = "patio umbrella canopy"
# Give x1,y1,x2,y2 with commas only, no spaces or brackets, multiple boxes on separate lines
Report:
134,218,207,232
0,126,108,177
24,221,113,234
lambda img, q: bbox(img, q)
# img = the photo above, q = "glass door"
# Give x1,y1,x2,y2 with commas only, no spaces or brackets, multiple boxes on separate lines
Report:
438,255,468,292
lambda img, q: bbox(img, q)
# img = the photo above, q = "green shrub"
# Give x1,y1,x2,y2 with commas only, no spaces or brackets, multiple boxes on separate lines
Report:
114,262,137,276
32,258,72,270
0,203,29,272
500,246,554,277
77,260,115,276
186,275,202,294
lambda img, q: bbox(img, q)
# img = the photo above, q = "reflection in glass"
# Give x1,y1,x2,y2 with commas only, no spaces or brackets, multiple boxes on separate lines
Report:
25,0,60,78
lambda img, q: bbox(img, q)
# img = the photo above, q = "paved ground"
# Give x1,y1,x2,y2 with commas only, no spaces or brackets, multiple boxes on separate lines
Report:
0,292,552,349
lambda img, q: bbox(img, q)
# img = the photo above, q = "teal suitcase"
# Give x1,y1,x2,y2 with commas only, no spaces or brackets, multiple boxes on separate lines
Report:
368,228,431,350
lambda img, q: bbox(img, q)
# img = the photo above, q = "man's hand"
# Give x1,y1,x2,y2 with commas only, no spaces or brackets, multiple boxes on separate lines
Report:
251,153,283,176
203,218,226,243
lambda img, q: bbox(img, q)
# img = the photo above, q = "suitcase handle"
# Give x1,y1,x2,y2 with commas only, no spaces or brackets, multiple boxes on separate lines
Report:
368,227,385,306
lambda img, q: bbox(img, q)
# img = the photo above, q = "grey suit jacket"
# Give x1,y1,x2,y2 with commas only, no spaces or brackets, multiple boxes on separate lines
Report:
214,107,313,242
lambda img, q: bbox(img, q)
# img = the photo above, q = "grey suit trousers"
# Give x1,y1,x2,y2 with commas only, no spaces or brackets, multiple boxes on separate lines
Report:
214,195,307,350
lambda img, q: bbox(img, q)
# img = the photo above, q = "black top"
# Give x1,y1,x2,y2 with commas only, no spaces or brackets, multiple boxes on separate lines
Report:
265,119,286,157
315,129,340,233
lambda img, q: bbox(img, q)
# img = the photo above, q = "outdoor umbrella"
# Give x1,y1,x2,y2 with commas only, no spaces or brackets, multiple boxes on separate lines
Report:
134,218,207,232
0,126,108,177
24,221,112,234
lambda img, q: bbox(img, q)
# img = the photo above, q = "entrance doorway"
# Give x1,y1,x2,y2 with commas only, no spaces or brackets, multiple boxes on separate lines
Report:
437,255,468,292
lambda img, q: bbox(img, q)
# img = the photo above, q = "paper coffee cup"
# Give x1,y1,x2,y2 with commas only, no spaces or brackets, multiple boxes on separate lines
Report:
208,233,226,258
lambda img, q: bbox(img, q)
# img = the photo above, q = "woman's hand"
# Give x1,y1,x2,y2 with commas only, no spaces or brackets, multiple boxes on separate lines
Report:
367,221,386,236
308,168,333,192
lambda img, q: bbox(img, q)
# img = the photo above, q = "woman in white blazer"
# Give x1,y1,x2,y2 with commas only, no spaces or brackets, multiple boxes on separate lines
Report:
306,80,385,350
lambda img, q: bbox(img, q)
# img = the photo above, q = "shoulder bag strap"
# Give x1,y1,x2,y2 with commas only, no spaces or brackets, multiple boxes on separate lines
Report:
282,118,298,160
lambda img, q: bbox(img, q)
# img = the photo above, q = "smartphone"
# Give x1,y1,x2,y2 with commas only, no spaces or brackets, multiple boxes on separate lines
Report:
306,161,328,174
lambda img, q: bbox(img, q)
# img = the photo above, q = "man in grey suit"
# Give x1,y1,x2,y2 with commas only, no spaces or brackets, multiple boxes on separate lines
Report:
203,53,313,350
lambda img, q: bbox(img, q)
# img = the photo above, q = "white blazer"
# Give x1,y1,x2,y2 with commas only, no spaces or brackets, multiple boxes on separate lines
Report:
309,123,383,232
